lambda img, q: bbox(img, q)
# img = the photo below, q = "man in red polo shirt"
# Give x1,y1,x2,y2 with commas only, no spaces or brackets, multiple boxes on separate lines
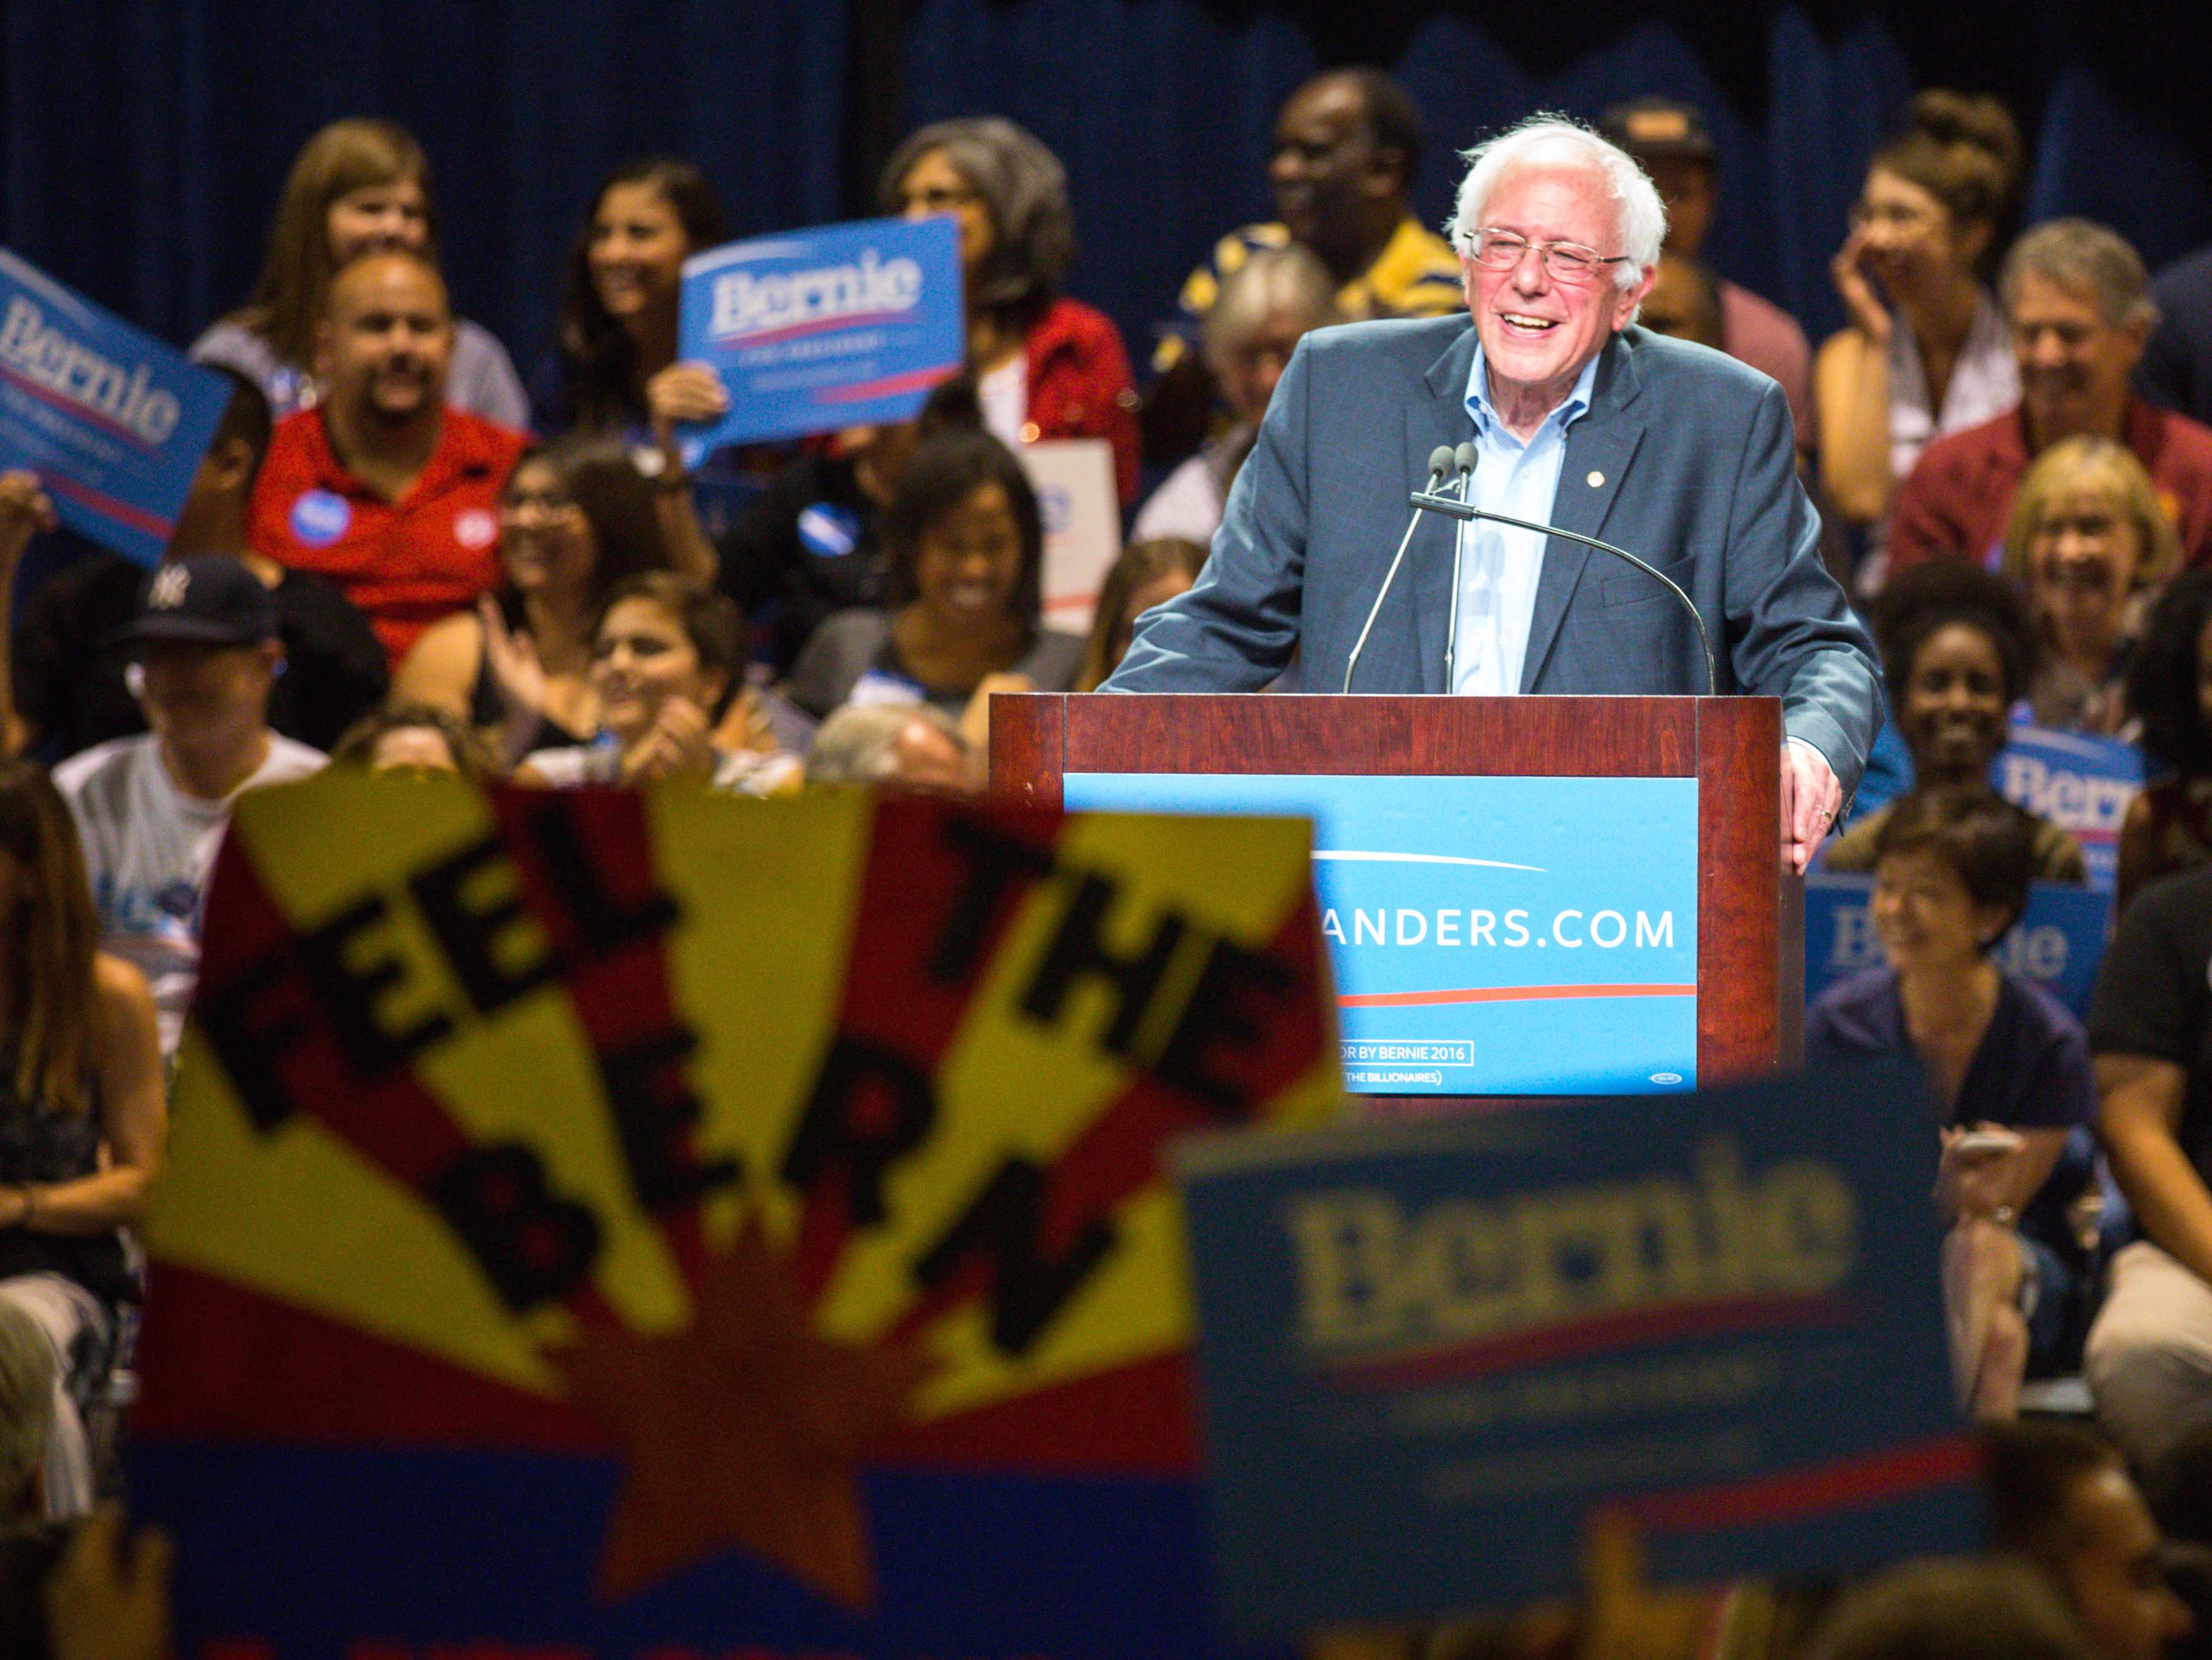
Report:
249,249,528,667
1889,220,2212,574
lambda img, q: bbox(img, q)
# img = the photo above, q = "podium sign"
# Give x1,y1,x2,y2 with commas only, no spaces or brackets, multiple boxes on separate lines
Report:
1067,772,1698,1094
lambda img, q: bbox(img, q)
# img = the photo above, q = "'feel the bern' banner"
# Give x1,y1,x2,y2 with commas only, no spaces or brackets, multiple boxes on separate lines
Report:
0,249,230,564
133,775,1341,1659
677,215,964,450
1176,1061,1980,1645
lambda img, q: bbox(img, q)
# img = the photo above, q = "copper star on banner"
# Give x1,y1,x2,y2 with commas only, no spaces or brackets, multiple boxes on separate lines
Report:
546,1221,927,1607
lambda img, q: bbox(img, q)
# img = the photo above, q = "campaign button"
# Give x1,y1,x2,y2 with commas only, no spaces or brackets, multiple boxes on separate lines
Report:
797,503,861,558
288,489,352,546
455,507,499,550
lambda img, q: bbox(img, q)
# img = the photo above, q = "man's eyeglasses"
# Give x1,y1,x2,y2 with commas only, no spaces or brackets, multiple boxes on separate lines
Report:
1466,228,1631,286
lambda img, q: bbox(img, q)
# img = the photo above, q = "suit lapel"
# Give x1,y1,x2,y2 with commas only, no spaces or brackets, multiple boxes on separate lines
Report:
1406,328,1480,694
1519,332,1649,692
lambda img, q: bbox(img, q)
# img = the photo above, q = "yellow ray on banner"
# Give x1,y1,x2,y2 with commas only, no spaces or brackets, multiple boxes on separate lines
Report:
151,772,1340,1430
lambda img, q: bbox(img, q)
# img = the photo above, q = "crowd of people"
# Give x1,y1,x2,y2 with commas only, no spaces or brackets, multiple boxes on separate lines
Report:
0,65,2206,1660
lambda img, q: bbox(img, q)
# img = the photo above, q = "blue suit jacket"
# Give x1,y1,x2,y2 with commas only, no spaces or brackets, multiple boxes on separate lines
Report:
1105,315,1883,797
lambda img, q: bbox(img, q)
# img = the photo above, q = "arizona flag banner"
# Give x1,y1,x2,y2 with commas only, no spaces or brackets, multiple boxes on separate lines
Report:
132,773,1341,1660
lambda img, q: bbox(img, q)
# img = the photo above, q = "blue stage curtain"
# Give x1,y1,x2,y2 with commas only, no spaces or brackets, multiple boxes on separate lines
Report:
899,0,2210,376
4,0,2207,399
1,0,851,372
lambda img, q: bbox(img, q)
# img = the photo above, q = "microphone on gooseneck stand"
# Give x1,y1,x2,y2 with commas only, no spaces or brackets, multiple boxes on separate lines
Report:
1408,468,1719,697
1441,440,1478,691
1343,447,1456,694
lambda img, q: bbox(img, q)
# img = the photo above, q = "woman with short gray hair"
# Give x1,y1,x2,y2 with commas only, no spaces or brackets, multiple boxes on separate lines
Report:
1133,245,1340,546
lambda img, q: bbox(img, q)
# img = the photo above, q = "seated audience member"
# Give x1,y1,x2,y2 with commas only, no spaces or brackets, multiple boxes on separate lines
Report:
1075,539,1207,692
1132,248,1337,547
0,762,164,1520
785,429,1081,718
1892,220,2212,573
884,119,1140,503
394,434,670,768
329,703,495,779
529,157,728,571
1986,1421,2198,1660
2117,571,2212,910
1639,251,1728,351
804,704,976,794
248,249,530,668
1800,1559,2092,1660
1,374,386,759
718,381,983,678
54,558,326,1057
1602,96,1814,446
1148,69,1458,466
2085,853,2212,1470
518,574,795,794
1810,788,2098,1415
1822,563,2087,880
1816,92,2022,546
2139,241,2212,427
192,117,526,426
2002,437,2180,735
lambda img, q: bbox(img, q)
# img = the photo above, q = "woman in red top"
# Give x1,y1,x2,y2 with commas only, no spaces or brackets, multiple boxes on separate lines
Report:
881,119,1140,504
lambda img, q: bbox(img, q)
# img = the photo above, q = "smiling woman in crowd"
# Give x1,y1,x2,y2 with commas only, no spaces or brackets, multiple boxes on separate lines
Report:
531,157,731,579
881,118,1140,504
194,118,528,426
1811,787,2100,1419
517,573,795,794
1821,561,2086,880
2001,436,2179,735
392,434,673,768
783,428,1081,719
1815,92,2021,548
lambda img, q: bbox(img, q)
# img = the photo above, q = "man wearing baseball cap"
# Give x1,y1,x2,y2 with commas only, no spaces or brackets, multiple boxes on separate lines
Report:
1602,96,1815,450
53,555,326,1057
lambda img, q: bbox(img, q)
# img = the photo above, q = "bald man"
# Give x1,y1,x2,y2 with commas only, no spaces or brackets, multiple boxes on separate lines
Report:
248,250,528,666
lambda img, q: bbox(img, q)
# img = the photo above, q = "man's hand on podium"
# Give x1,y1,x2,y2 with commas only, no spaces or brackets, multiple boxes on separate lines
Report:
1780,741,1841,875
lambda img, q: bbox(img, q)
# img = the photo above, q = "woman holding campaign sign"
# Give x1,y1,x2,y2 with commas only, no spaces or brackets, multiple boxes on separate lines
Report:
393,434,676,769
784,428,1082,721
2003,437,2178,737
517,573,796,794
193,118,528,428
1821,562,2087,882
1809,786,2099,1420
0,761,164,1517
532,157,730,581
882,119,1140,504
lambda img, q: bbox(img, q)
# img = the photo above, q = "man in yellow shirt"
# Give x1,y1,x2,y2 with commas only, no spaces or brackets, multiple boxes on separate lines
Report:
1147,70,1462,458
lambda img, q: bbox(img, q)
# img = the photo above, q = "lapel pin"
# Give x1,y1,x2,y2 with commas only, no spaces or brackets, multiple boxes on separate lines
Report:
1586,470,1606,488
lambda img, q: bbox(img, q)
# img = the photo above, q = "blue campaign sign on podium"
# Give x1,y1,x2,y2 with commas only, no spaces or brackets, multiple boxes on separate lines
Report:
1064,772,1699,1094
678,216,964,449
1174,1062,1981,1644
0,248,230,564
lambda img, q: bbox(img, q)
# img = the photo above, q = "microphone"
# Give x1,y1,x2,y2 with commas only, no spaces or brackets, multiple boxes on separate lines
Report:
1440,440,1478,691
1409,477,1718,697
1343,446,1456,694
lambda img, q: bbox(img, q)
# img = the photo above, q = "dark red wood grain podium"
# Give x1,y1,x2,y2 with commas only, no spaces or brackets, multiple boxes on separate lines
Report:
990,692,1803,1089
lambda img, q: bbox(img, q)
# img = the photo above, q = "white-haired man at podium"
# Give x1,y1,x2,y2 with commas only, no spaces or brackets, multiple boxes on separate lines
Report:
1107,115,1881,873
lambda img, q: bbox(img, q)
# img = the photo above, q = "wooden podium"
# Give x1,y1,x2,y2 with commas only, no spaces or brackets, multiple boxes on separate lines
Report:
990,693,1803,1090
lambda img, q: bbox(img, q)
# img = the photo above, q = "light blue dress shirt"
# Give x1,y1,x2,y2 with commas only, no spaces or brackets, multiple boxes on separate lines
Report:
1449,346,1602,696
